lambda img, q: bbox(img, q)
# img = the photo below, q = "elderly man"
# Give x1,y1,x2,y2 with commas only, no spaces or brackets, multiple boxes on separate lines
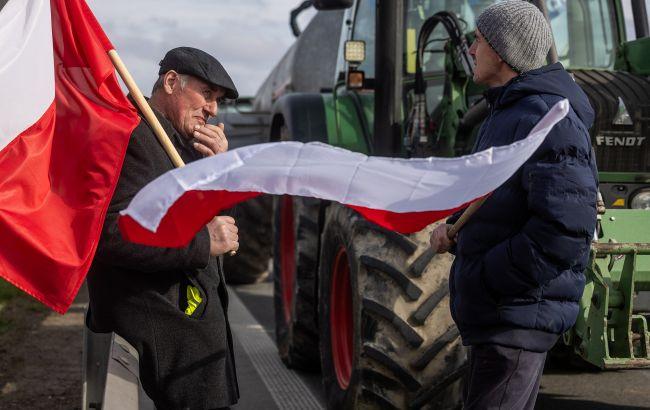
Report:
87,47,240,409
430,2,598,409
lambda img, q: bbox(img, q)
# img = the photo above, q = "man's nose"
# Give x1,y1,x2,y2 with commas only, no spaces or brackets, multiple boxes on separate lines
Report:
469,41,477,56
204,100,217,117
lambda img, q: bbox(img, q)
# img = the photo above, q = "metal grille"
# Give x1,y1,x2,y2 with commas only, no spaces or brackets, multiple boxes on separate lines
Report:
572,70,650,173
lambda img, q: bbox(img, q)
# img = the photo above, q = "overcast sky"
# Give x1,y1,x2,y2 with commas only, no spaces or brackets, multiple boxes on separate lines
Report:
87,0,316,97
86,1,648,97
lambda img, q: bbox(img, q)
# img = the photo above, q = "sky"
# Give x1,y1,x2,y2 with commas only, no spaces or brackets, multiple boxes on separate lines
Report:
87,0,316,97
86,0,647,97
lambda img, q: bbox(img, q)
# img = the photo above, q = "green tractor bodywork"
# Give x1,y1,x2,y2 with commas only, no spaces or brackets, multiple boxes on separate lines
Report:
570,210,650,368
323,91,373,152
616,36,650,75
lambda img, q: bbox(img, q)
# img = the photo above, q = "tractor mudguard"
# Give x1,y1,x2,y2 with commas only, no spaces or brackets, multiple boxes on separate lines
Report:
270,93,329,143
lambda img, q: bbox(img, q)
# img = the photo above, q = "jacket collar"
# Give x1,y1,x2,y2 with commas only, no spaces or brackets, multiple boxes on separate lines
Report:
483,63,565,109
128,94,201,163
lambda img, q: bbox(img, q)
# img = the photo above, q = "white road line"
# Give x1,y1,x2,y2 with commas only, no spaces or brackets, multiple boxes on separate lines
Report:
227,287,324,410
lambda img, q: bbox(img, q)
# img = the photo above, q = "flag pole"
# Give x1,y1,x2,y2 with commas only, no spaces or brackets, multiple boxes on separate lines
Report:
107,50,185,168
447,196,488,239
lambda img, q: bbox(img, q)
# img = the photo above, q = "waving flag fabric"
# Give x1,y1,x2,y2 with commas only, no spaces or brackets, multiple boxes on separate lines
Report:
0,0,139,313
119,100,569,247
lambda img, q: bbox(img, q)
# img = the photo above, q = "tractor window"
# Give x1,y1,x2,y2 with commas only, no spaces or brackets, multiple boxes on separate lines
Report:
404,0,618,72
351,0,376,78
550,0,617,69
404,0,499,74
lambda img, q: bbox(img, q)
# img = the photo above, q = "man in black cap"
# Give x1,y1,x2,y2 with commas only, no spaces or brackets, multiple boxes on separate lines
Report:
87,47,241,409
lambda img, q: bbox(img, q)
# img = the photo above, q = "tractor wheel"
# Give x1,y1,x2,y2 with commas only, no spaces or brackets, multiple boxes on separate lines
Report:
222,196,273,285
548,336,599,370
318,204,466,409
272,195,321,370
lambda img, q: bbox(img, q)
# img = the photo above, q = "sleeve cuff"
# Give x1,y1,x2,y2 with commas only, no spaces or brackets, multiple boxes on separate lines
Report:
186,227,211,269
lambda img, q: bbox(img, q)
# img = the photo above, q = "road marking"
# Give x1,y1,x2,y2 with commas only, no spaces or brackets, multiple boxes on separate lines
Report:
227,287,324,410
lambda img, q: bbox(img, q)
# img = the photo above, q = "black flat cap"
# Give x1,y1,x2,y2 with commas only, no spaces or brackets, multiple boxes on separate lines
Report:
159,47,239,99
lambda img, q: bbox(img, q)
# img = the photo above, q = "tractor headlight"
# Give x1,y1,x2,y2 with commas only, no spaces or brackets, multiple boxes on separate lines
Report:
631,189,650,210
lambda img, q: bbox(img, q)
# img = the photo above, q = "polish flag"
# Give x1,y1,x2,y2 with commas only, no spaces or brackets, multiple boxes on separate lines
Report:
0,0,139,313
119,100,569,247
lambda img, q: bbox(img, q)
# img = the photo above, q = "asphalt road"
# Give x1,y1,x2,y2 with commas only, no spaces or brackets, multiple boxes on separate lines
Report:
229,280,650,410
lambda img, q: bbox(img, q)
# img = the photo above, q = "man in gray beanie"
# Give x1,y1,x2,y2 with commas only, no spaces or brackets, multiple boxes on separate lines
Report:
430,1,598,409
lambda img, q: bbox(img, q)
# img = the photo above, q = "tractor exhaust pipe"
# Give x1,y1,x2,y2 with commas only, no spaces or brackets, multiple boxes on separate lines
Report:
374,0,404,156
632,0,650,38
530,0,559,64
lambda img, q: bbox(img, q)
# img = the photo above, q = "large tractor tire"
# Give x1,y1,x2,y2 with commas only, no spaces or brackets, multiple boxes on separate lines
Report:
222,196,273,285
318,204,466,409
272,195,321,370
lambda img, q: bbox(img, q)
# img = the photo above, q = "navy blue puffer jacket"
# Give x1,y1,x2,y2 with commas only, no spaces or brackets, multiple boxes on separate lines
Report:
447,63,598,352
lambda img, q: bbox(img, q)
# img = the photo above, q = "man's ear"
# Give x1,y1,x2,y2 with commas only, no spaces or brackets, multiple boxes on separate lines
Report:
163,70,179,95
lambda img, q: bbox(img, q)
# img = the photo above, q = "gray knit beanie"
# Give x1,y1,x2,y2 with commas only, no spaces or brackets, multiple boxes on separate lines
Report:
476,1,553,73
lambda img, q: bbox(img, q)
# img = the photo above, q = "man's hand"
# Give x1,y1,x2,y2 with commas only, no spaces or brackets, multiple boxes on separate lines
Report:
192,123,228,156
430,223,456,254
207,216,238,256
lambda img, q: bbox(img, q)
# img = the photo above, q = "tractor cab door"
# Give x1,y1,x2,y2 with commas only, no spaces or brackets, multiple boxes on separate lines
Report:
330,0,375,153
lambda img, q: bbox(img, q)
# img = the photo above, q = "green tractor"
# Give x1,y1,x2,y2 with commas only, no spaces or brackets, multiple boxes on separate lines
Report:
243,0,650,408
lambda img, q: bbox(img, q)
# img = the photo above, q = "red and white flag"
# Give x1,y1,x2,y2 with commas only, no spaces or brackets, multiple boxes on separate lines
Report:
119,100,569,247
0,0,139,313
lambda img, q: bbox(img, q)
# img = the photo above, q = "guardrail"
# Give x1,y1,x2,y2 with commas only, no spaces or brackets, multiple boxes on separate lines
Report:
82,312,155,410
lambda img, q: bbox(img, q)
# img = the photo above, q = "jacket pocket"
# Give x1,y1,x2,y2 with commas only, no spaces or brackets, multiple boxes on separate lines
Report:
179,274,208,319
478,261,501,307
453,259,500,326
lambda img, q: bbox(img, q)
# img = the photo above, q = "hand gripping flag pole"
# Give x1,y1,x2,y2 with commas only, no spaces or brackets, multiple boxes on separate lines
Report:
447,196,488,239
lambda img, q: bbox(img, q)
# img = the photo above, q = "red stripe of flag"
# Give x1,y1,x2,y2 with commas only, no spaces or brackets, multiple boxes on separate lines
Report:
118,189,482,248
0,0,139,313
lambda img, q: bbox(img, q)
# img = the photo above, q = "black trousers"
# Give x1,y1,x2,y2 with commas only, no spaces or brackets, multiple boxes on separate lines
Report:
463,344,546,410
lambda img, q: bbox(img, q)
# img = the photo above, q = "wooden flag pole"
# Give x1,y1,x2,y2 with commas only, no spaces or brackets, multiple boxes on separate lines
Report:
108,50,185,168
108,50,237,256
447,196,488,239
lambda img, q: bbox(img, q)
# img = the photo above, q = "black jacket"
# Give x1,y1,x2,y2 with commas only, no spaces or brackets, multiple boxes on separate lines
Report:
87,105,239,409
447,63,598,352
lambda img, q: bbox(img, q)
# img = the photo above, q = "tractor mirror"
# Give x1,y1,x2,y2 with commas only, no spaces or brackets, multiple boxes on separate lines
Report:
344,40,366,64
313,0,354,10
347,69,365,89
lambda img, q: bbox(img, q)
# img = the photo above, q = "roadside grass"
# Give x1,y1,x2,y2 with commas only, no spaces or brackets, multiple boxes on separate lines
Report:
0,279,22,334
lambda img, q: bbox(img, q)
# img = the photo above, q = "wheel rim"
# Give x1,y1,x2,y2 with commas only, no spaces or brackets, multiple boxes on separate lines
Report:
280,196,295,325
330,246,353,390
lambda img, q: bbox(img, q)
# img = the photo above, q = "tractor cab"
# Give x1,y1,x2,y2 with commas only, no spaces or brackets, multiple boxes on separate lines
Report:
324,1,650,213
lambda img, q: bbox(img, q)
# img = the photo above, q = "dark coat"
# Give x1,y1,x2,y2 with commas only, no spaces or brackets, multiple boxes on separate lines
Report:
87,105,239,409
447,63,598,352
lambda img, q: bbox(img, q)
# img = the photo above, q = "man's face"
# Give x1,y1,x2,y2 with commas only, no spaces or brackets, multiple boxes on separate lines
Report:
165,73,226,138
468,30,504,86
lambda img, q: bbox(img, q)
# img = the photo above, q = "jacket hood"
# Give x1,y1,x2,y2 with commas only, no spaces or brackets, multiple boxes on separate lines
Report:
488,63,595,129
